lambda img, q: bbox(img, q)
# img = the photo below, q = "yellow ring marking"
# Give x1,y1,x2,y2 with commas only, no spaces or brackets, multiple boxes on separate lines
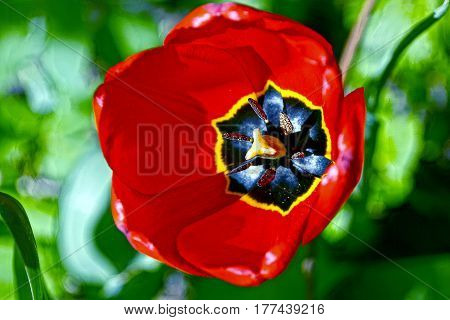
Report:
211,80,332,216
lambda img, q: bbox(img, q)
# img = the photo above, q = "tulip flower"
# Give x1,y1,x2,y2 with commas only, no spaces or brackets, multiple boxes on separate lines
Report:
93,2,365,286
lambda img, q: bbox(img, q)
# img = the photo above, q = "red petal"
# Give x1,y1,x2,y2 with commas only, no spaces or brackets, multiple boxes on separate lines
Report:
166,3,333,58
302,88,366,244
176,197,316,286
105,51,146,83
167,3,256,30
111,173,239,277
98,44,269,195
165,3,343,154
166,20,337,105
93,51,146,128
93,84,106,128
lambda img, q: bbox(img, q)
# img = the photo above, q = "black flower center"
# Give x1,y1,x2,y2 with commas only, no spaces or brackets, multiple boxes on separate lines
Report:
213,83,332,214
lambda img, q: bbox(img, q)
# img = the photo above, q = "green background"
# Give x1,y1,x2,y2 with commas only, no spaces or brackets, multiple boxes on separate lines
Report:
0,0,449,299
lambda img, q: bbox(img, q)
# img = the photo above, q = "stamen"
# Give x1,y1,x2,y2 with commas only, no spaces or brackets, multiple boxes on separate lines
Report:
227,157,257,175
291,154,332,178
291,151,305,159
248,98,269,123
280,112,294,135
222,132,253,142
257,168,277,187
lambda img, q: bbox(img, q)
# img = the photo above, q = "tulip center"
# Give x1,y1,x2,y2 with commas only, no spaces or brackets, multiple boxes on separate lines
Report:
212,81,332,215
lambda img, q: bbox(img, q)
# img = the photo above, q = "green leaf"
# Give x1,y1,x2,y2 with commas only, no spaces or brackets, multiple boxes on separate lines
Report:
111,268,166,300
13,246,32,300
372,0,449,110
94,208,137,273
0,192,46,299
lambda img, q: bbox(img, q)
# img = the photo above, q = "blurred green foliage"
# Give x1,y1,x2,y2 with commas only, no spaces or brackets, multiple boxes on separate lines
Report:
0,0,449,300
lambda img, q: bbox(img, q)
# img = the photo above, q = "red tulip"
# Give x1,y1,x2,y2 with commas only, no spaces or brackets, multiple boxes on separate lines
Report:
93,2,365,286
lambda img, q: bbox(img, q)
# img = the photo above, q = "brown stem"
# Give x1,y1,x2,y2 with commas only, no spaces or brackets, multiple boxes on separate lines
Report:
340,0,377,82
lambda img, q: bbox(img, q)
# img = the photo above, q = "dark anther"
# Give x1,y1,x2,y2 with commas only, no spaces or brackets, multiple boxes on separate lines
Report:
291,151,305,159
222,132,253,142
227,157,258,175
257,168,277,187
248,98,269,123
279,112,294,135
291,153,332,178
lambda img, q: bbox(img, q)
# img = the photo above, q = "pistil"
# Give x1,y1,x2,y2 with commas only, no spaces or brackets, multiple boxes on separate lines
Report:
245,128,287,160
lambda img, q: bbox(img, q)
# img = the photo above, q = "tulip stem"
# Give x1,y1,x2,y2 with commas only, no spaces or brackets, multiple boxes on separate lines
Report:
339,0,376,82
